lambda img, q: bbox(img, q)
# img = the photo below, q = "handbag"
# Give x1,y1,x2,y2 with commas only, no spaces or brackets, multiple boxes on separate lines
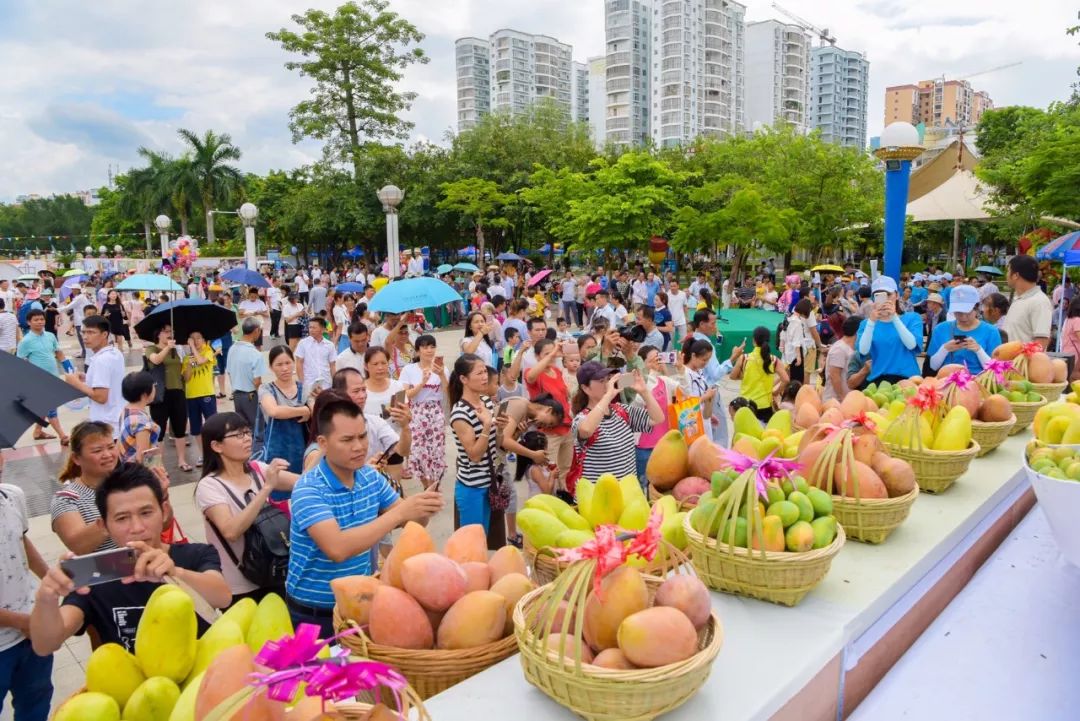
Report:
669,388,706,445
486,440,511,513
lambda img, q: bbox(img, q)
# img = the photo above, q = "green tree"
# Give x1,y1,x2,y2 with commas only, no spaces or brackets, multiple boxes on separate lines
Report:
177,128,244,241
267,0,428,179
437,178,509,263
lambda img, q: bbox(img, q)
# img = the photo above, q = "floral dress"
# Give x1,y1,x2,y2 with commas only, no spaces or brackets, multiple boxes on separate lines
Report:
400,362,447,484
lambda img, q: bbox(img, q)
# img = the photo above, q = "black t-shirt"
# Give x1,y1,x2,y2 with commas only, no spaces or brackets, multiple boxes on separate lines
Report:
62,543,221,651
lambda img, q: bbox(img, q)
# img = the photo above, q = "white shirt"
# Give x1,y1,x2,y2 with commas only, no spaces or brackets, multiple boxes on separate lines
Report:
0,288,15,310
296,275,309,293
407,257,425,276
561,279,576,302
364,412,399,457
238,299,268,317
370,325,392,349
85,345,126,437
336,347,367,376
631,280,647,305
282,301,305,324
333,304,349,330
668,290,689,326
0,312,18,351
60,294,92,326
399,362,444,404
267,286,283,311
295,336,336,389
613,305,629,327
592,303,618,328
311,267,322,282
363,379,406,432
0,484,35,653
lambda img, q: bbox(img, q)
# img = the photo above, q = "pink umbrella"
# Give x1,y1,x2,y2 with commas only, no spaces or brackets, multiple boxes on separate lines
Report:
527,269,553,287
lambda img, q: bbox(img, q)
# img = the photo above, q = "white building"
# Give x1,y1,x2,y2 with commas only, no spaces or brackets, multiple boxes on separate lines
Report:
649,0,746,147
587,55,608,148
571,61,590,126
455,37,490,131
810,45,869,147
744,19,812,132
604,0,652,148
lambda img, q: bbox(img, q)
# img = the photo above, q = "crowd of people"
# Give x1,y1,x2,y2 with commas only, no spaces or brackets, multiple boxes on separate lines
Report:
0,251,1063,719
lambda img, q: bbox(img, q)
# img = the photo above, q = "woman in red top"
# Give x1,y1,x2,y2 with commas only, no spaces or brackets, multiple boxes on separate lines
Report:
524,338,573,492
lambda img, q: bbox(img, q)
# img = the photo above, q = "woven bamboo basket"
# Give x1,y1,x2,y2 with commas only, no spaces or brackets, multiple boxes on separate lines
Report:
333,609,518,700
1030,381,1067,403
830,485,919,544
524,539,675,585
648,483,698,510
971,415,1017,456
1009,395,1047,435
681,514,845,606
883,440,980,494
513,576,723,721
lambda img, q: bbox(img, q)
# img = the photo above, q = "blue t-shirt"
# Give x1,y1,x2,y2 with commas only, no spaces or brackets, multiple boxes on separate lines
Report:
645,280,660,307
654,307,672,350
940,286,952,307
910,287,929,305
17,330,60,375
856,312,923,380
286,459,400,609
926,320,1001,374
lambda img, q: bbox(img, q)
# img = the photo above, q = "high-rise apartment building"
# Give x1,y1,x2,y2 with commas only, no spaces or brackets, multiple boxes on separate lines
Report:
883,78,993,129
744,19,812,132
809,45,869,147
587,55,608,148
455,29,587,132
455,37,490,131
604,0,652,148
649,0,746,147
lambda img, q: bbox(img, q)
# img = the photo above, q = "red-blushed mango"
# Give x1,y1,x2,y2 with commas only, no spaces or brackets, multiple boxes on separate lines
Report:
616,607,698,668
545,633,594,665
330,575,380,626
194,645,285,721
645,429,690,491
488,545,527,584
583,566,649,652
532,599,576,635
833,459,888,499
992,341,1023,361
443,524,488,564
672,476,710,504
852,433,882,467
840,391,866,419
687,436,730,480
654,575,711,630
381,522,435,589
795,403,820,430
368,586,434,650
489,572,536,634
461,561,491,592
437,591,507,649
401,553,468,612
1027,352,1054,383
590,648,637,670
1052,358,1069,383
877,457,916,498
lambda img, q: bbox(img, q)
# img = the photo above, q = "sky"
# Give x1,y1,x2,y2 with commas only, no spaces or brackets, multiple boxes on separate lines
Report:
0,0,1078,202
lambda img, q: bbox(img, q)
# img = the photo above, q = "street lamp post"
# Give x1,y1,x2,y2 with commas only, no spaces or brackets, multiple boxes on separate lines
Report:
377,185,404,279
873,122,923,283
239,202,259,271
155,215,171,260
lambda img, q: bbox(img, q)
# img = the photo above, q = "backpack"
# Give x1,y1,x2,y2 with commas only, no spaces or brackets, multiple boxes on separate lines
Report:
203,466,290,590
565,403,630,497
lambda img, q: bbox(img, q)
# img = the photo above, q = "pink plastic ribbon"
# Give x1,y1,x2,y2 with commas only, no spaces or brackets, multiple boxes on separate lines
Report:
982,359,1014,385
719,448,803,500
942,368,975,391
625,505,664,561
909,383,942,411
1021,341,1042,357
553,525,629,596
845,412,877,434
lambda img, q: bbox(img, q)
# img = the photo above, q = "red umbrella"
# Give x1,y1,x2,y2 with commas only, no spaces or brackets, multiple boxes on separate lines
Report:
527,269,553,287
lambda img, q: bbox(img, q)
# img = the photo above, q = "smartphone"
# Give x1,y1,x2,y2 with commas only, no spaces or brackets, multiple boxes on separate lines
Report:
497,399,511,418
616,372,636,390
435,355,445,366
391,391,406,408
61,547,138,588
380,404,391,420
872,290,890,303
657,351,677,364
142,447,163,470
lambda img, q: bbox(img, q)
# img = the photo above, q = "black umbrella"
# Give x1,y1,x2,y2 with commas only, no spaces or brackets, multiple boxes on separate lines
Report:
135,299,238,344
0,353,86,447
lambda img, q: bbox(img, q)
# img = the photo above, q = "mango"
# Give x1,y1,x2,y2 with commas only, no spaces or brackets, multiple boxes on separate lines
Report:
932,406,972,451
785,520,815,552
721,516,749,547
588,473,624,527
811,516,838,549
590,648,636,669
330,575,380,626
752,515,786,552
382,521,435,588
654,494,679,519
443,524,488,565
616,607,699,668
766,500,799,528
732,435,761,459
518,507,569,548
369,585,434,649
188,618,244,684
523,493,573,517
437,591,507,649
194,645,284,721
554,529,595,548
687,435,730,479
661,511,689,550
86,642,145,708
489,573,536,634
583,566,649,651
787,491,814,523
618,474,648,508
618,498,651,530
217,597,256,639
488,545,527,584
168,671,201,721
54,692,120,721
806,488,833,517
733,406,762,439
124,677,180,721
795,402,820,429
575,478,595,523
689,499,722,537
1061,419,1080,445
557,507,593,532
545,633,595,665
645,430,690,491
402,553,468,611
654,575,711,629
461,561,491,592
136,585,196,683
765,408,792,436
246,592,293,655
711,470,736,497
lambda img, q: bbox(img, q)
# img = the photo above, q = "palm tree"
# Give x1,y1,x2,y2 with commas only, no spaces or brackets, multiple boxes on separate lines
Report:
177,129,243,241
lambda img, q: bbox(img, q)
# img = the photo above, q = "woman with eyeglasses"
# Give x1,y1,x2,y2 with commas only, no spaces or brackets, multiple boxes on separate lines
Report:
195,412,298,603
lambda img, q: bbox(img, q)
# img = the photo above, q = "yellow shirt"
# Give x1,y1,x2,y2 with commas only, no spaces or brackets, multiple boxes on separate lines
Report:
532,292,547,317
183,344,217,399
740,348,775,411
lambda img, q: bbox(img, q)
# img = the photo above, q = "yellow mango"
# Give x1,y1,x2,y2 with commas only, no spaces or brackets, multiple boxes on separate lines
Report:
523,494,572,517
660,511,689,550
618,474,648,509
135,586,197,683
654,494,679,519
186,618,244,685
54,692,120,721
575,478,595,524
123,677,180,721
932,406,972,451
557,507,592,532
518,508,569,548
733,406,762,439
1061,418,1080,445
588,474,623,527
617,499,650,531
246,592,293,655
1044,415,1073,444
167,672,201,721
216,596,256,638
86,643,145,708
765,409,792,436
554,529,595,547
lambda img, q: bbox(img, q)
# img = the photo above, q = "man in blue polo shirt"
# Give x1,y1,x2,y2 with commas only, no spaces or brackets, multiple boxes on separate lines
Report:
286,396,444,636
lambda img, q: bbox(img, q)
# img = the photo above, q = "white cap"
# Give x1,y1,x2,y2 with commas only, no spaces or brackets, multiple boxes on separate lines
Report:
871,276,898,294
943,272,954,281
948,284,979,314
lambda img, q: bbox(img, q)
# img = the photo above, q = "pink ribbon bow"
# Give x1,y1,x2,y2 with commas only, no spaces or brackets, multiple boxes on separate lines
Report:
719,448,803,500
942,368,975,391
553,506,667,596
983,359,1014,384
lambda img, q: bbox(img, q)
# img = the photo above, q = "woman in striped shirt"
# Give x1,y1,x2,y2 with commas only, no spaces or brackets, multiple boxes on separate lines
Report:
49,421,119,554
449,353,501,535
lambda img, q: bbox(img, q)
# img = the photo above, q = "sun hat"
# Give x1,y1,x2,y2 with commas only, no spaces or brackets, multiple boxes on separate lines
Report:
948,284,979,314
870,276,898,294
927,293,945,306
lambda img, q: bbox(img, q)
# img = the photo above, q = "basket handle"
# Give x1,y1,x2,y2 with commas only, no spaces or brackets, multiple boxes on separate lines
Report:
343,618,372,655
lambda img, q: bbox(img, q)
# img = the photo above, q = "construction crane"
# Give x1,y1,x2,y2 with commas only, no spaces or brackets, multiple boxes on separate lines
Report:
771,2,837,45
955,61,1023,81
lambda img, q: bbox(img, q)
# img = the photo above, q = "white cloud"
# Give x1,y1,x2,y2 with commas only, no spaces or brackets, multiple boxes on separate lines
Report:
0,0,1078,201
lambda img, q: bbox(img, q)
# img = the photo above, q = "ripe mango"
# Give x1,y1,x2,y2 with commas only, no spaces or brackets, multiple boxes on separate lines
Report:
402,553,468,612
518,507,569,548
246,592,293,655
591,648,636,669
583,566,649,651
811,516,838,549
461,562,491,592
588,473,624,526
690,499,722,537
555,529,595,548
437,591,507,649
489,573,535,635
382,521,436,588
752,515,786,553
575,478,595,523
766,500,799,528
654,494,679,519
86,642,145,708
557,507,592,532
765,408,792,436
488,545,528,584
443,524,488,565
733,406,762,439
54,692,120,721
785,520,815,552
932,406,972,451
787,491,814,523
616,607,699,668
524,493,573,517
617,498,651,530
619,474,648,508
660,511,689,550
187,617,244,685
194,645,284,721
645,430,690,491
654,575,711,629
123,677,181,721
136,586,196,683
216,596,256,638
330,575,380,626
168,671,201,721
369,585,434,649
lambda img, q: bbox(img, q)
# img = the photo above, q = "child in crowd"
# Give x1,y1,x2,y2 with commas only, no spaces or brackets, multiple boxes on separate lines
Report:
516,430,554,497
561,347,582,397
729,396,756,422
502,327,521,369
555,317,573,342
498,362,525,402
777,380,802,412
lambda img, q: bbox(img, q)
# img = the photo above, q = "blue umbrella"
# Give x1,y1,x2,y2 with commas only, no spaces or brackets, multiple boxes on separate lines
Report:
116,273,184,293
496,252,524,261
436,263,453,275
221,268,269,288
367,277,462,314
335,282,366,293
102,270,122,281
452,262,479,272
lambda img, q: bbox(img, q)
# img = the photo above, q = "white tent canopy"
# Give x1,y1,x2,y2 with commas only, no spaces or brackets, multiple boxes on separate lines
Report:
907,170,992,222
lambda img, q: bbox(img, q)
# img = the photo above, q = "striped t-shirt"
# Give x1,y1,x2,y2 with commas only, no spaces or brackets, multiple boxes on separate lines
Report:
570,403,653,481
50,480,117,552
286,459,399,609
450,397,499,488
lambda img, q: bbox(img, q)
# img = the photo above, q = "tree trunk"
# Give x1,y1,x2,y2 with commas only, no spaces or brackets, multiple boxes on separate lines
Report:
179,215,189,237
341,64,363,182
476,223,485,268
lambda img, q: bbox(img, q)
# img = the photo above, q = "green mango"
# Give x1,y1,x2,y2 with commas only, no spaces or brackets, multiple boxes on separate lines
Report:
721,517,749,548
811,516,838,549
765,484,786,506
787,491,815,524
806,488,834,518
733,406,763,439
